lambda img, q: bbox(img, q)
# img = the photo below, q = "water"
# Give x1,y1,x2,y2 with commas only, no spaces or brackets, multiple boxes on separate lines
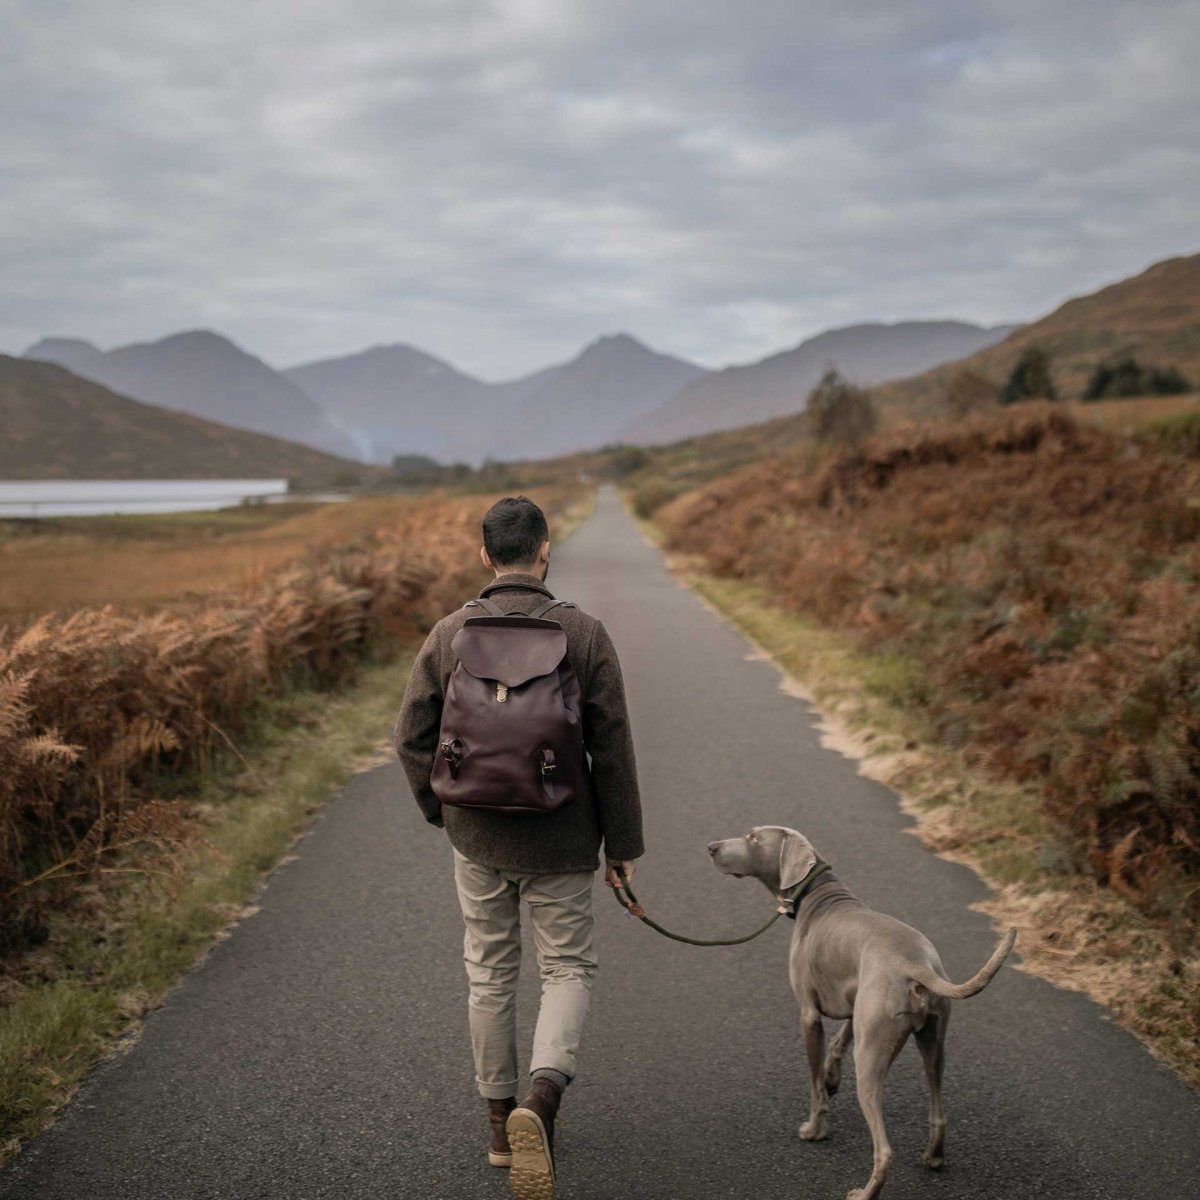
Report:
0,479,290,517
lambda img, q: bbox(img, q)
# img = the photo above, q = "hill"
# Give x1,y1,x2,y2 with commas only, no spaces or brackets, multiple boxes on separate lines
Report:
623,320,1018,444
873,253,1200,417
24,330,359,459
0,355,366,486
284,343,494,464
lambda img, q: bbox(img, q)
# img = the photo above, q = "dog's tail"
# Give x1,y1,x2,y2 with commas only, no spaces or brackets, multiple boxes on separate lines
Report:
911,927,1017,1000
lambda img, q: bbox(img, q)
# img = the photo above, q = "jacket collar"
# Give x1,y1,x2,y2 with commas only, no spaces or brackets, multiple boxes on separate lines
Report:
479,572,555,600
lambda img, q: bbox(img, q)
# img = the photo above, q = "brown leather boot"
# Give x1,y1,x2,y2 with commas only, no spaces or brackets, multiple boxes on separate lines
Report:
488,1098,517,1167
505,1078,562,1199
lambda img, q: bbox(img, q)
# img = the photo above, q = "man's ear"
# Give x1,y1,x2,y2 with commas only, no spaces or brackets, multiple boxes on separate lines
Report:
480,545,493,571
539,539,551,564
779,833,817,892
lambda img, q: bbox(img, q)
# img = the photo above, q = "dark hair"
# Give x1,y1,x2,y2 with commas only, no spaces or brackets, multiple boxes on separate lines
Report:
482,496,549,567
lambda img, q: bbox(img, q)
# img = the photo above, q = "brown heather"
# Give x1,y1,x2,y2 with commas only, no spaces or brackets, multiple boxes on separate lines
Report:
0,488,580,952
660,405,1200,911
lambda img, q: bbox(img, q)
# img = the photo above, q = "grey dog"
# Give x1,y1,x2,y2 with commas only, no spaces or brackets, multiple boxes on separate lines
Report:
708,825,1016,1200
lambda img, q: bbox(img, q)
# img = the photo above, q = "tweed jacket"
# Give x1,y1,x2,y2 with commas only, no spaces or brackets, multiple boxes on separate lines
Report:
392,571,645,874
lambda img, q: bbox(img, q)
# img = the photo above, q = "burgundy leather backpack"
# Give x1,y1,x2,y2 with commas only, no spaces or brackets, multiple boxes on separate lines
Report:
430,597,584,816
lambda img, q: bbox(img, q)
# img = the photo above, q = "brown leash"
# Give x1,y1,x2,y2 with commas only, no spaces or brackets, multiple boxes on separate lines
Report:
610,863,832,947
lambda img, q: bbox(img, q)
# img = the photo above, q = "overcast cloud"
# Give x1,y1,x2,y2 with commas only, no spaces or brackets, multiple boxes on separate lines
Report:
1,0,1197,379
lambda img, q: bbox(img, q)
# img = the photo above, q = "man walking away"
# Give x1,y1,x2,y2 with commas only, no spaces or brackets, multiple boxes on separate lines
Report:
393,495,644,1199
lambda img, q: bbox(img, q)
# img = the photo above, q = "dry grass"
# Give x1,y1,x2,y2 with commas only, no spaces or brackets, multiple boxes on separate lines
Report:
0,496,487,621
1069,392,1200,435
0,484,587,955
660,405,1200,905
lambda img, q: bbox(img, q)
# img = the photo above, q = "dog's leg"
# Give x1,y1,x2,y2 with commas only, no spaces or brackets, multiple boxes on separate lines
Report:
823,1018,853,1095
914,1006,949,1168
798,1011,829,1141
846,1019,909,1200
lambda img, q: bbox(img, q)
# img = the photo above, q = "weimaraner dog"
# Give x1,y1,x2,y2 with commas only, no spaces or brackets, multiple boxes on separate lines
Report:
708,825,1016,1200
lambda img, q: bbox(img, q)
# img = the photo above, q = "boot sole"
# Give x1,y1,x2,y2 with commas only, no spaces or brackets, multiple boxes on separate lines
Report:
506,1108,554,1200
488,1150,513,1168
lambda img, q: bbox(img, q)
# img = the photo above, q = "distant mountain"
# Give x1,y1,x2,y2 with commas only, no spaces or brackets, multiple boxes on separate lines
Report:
488,334,707,460
286,332,707,464
622,321,1020,445
283,343,494,464
872,253,1200,417
23,330,360,460
0,354,365,486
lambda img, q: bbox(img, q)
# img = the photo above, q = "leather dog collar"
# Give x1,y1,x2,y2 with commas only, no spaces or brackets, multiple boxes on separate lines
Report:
778,861,835,920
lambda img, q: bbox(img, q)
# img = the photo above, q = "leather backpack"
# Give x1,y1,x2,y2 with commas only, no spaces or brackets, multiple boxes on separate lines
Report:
430,596,584,816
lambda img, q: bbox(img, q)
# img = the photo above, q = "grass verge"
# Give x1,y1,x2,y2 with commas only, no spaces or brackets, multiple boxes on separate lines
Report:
650,537,1198,1088
0,654,414,1161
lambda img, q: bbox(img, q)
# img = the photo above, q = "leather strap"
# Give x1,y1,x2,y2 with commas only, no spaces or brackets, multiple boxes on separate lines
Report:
465,597,575,620
465,598,505,616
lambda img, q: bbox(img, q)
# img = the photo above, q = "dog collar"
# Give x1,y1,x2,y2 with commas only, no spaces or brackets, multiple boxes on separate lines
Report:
777,861,834,920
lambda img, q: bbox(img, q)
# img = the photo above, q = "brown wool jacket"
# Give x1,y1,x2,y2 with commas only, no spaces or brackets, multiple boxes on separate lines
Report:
392,571,645,874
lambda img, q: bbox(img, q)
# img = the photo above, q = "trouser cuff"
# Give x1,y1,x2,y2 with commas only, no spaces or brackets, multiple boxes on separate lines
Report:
477,1078,519,1100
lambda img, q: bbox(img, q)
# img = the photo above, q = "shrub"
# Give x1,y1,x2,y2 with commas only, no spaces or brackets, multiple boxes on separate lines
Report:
659,405,1200,907
606,445,650,479
807,368,879,446
1002,346,1057,404
632,477,679,519
1084,355,1193,400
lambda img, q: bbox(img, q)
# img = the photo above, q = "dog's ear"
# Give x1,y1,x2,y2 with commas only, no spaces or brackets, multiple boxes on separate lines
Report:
778,833,817,892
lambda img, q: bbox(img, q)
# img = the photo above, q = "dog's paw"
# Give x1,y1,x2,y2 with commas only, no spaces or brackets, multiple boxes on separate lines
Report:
798,1116,828,1141
922,1149,945,1170
823,1061,842,1095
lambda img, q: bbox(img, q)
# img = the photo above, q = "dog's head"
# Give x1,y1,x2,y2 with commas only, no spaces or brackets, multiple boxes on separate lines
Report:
707,825,819,895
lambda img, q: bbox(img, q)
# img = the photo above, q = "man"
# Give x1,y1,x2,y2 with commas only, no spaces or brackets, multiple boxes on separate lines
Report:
393,495,643,1199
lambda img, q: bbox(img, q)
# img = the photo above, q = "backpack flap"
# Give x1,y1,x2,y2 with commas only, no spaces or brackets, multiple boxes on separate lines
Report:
451,619,568,687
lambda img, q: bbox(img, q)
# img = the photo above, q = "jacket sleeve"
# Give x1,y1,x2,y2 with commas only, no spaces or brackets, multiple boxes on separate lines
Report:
582,619,645,861
392,623,448,828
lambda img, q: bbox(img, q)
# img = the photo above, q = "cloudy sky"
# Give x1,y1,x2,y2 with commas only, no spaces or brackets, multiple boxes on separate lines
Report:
2,1,1197,379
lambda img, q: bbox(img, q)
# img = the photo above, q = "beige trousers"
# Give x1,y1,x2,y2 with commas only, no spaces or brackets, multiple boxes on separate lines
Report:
452,847,598,1100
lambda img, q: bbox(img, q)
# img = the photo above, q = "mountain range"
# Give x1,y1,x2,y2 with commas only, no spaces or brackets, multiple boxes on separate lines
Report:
22,320,1019,468
14,251,1196,481
621,320,1020,445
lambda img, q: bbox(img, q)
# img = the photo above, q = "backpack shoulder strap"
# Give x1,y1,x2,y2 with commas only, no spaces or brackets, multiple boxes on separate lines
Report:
465,598,504,616
467,596,576,620
529,598,576,620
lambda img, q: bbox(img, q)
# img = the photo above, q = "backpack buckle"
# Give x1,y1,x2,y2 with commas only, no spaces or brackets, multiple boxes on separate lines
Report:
496,683,508,703
440,738,464,779
539,748,556,777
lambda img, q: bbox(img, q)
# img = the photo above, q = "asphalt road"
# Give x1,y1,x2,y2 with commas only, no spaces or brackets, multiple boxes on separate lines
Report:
4,486,1198,1200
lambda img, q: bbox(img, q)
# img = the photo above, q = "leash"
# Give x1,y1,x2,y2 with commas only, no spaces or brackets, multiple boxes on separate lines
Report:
611,862,832,947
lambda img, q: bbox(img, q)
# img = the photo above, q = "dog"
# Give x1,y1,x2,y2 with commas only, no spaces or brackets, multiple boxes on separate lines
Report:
708,825,1016,1200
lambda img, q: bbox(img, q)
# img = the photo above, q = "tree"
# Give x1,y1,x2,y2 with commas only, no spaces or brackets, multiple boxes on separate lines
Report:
806,368,878,445
1001,346,1057,404
1147,366,1191,395
1083,354,1192,400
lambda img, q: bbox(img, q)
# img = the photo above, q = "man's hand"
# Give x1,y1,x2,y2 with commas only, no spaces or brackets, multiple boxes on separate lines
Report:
604,858,636,889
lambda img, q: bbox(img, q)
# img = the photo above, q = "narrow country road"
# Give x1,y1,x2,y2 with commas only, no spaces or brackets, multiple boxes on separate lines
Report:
4,486,1197,1200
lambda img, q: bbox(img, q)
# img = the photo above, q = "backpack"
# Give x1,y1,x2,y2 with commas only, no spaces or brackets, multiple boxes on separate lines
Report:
430,596,585,816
